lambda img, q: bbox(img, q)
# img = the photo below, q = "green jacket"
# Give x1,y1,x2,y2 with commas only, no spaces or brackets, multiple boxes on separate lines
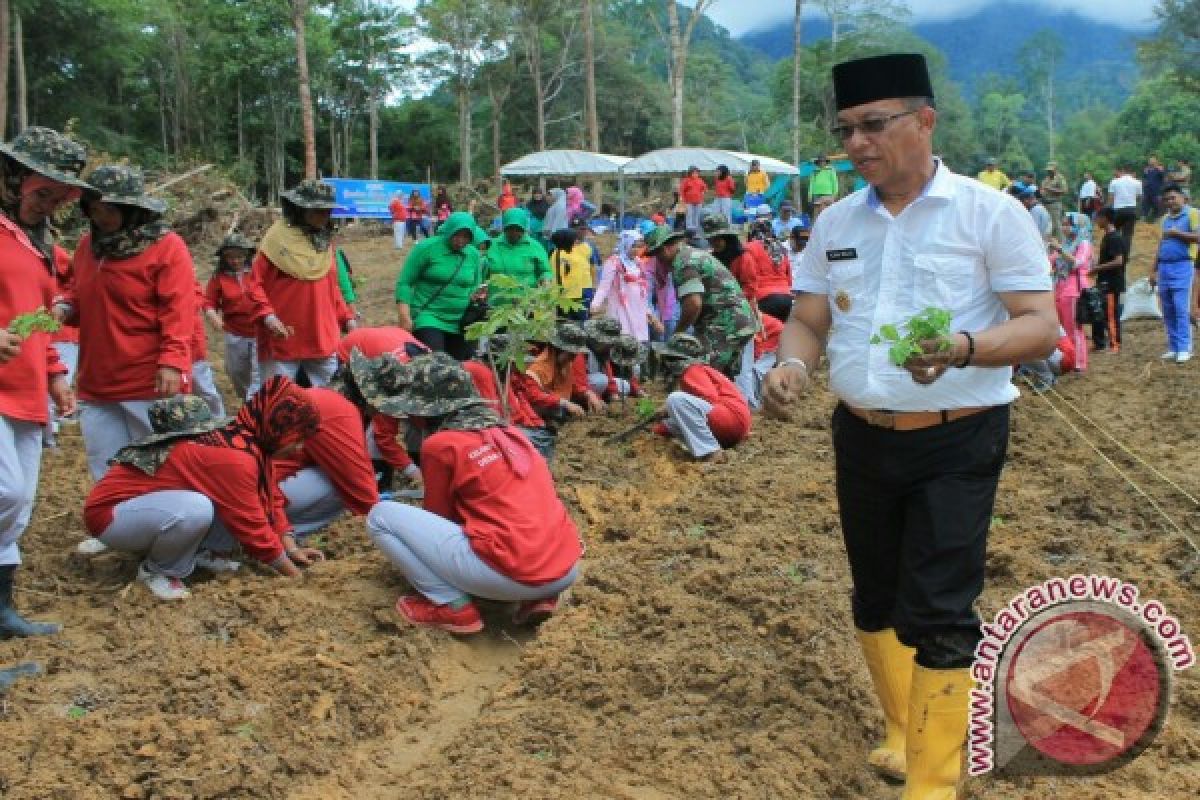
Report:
808,166,838,200
395,211,484,333
336,249,357,304
484,208,551,305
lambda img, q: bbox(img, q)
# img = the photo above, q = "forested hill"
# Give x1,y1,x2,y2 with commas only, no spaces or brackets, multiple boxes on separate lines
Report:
740,3,1145,105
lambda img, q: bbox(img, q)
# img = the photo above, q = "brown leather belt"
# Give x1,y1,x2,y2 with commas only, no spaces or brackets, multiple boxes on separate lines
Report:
843,403,994,432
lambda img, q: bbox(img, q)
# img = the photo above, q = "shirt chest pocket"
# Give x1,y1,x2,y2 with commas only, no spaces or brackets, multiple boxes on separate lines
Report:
828,262,865,316
913,255,977,311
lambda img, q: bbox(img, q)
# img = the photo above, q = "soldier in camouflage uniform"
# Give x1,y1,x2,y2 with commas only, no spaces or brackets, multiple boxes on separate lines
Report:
643,225,757,383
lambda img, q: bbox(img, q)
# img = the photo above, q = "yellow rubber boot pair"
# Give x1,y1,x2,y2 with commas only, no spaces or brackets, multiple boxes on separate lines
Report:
856,628,915,781
900,665,973,800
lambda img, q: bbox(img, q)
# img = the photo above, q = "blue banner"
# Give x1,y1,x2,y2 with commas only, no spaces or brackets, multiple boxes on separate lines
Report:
324,178,431,219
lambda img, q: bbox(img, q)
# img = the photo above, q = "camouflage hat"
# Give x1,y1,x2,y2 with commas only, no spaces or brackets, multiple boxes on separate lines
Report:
701,211,737,239
0,126,89,190
584,317,624,348
133,395,225,448
377,352,485,418
216,232,256,256
660,332,707,362
548,322,589,354
281,179,337,210
347,348,412,414
85,165,167,214
610,335,646,368
643,224,687,253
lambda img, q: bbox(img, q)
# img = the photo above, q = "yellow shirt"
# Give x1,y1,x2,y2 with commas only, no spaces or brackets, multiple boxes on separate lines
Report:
551,244,594,300
745,170,769,195
977,169,1010,191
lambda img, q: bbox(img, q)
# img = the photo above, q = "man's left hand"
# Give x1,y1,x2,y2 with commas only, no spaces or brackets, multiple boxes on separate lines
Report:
903,334,967,385
49,375,76,417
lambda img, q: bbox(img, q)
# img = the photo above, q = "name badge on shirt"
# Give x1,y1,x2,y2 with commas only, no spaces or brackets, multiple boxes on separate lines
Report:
827,248,858,261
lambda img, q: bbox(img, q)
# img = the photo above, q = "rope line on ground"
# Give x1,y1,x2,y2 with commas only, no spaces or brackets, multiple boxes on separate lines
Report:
1019,376,1200,557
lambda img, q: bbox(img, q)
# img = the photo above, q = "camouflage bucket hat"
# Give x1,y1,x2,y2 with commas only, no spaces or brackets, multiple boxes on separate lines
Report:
281,179,337,210
584,317,624,348
86,165,168,214
347,348,412,413
660,332,706,362
139,395,225,448
610,335,646,368
377,352,485,417
217,232,256,257
643,224,687,253
0,126,89,190
548,322,589,354
701,211,737,239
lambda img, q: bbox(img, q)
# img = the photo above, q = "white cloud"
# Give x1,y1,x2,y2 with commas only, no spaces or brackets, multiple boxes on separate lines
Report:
687,0,1157,36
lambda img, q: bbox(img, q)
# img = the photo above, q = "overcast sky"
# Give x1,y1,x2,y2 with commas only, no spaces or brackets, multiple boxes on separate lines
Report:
692,0,1157,35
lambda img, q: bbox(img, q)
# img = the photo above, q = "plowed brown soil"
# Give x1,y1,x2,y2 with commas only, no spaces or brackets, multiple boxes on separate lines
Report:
0,222,1196,799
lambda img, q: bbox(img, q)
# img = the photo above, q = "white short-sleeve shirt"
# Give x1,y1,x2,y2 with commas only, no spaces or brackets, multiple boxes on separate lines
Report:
792,161,1052,411
1107,175,1142,209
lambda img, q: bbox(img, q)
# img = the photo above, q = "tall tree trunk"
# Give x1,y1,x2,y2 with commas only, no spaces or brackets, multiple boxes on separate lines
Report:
458,82,472,184
236,80,245,163
343,115,353,177
529,29,547,152
368,93,379,179
0,1,9,138
666,2,684,146
792,0,804,202
157,64,170,162
12,9,23,131
292,0,318,180
583,0,602,202
487,81,511,180
329,107,338,176
172,23,188,154
1045,71,1055,161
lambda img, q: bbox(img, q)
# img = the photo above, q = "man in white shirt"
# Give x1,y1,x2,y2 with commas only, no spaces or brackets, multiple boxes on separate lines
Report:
1108,164,1142,257
1078,171,1098,214
763,52,1057,800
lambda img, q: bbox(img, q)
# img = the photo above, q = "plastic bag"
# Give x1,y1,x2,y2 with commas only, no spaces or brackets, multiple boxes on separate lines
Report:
1120,277,1163,321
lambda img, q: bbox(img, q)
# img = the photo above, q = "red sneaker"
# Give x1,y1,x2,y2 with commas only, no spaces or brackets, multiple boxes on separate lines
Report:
513,596,559,626
395,594,483,634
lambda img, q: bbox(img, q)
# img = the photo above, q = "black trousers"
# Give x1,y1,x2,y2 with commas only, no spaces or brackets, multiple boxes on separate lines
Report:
413,327,474,361
1092,283,1123,351
832,403,1010,669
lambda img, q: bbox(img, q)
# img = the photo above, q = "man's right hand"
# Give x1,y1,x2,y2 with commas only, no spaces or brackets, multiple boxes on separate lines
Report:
762,362,809,420
0,331,22,364
562,401,585,418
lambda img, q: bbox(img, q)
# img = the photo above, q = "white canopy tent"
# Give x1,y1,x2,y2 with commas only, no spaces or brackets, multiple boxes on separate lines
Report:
500,149,631,177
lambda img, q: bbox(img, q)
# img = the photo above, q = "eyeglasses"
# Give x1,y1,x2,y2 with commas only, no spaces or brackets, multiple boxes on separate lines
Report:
830,109,920,141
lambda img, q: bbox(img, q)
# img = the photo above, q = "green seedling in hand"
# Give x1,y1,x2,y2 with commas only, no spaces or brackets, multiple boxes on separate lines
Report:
870,307,953,366
8,307,61,340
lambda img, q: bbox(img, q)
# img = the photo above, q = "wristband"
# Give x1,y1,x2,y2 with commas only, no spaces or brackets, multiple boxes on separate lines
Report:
775,357,809,373
957,331,975,369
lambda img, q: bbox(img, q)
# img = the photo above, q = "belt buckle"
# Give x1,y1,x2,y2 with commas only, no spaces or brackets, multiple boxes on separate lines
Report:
865,409,896,429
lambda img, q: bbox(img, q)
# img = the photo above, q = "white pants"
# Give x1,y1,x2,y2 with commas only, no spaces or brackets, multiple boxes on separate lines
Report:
80,400,155,481
665,391,719,458
97,490,213,578
713,197,733,222
191,360,226,418
223,333,260,401
730,338,757,406
45,342,80,446
260,355,338,388
734,350,776,412
587,372,632,397
280,467,346,535
685,204,703,231
392,221,407,249
367,501,579,606
0,417,44,565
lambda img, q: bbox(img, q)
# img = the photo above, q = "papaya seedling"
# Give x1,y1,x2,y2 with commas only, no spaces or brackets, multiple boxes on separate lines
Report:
870,307,953,366
8,307,61,340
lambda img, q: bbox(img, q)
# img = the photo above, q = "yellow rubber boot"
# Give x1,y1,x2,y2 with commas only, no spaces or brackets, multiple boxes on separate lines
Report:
856,628,916,781
901,665,973,800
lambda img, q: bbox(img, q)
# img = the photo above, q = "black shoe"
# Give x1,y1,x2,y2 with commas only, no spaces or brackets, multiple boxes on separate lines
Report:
0,566,61,639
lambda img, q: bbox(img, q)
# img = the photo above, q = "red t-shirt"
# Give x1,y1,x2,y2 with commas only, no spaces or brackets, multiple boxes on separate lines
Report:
714,176,736,199
755,314,784,360
510,371,560,415
50,245,79,346
421,427,581,584
205,269,270,339
273,388,379,516
190,282,210,363
746,240,792,299
250,251,352,362
70,231,195,403
462,360,543,429
679,176,708,205
335,326,427,363
0,217,66,423
727,252,759,306
388,198,408,222
84,441,288,564
679,363,751,447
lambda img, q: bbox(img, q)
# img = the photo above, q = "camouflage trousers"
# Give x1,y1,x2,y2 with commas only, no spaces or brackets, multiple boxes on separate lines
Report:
701,329,754,378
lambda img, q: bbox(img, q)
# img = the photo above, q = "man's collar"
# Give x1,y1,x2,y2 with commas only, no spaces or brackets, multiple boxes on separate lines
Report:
865,158,951,210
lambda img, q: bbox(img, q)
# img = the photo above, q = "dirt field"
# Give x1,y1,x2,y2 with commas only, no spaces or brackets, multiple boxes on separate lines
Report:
0,222,1196,799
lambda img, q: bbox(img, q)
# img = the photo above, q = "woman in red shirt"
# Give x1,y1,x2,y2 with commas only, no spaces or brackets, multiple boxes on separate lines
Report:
250,179,355,389
703,213,759,309
205,233,268,400
367,354,582,634
678,167,708,232
60,164,196,481
406,190,431,240
0,126,87,638
84,379,323,600
652,333,751,462
713,165,736,224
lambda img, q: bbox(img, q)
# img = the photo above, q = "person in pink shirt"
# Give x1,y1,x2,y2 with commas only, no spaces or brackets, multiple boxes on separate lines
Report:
1051,212,1093,373
590,230,661,343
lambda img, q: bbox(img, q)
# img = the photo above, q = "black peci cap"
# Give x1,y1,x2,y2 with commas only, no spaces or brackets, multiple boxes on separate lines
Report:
832,53,934,112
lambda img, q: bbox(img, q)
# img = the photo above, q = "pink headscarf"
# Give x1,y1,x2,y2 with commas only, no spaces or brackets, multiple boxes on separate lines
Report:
566,186,585,218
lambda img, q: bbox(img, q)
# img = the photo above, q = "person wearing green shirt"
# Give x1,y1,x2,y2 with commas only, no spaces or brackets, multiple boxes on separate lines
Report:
808,155,839,211
395,210,486,359
484,208,551,306
335,248,357,304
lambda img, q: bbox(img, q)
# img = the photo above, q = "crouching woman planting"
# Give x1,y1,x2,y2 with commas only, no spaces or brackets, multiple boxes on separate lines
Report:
367,353,582,634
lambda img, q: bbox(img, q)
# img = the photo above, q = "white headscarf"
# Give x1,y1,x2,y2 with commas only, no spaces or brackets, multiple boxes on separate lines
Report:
618,230,643,271
543,188,568,233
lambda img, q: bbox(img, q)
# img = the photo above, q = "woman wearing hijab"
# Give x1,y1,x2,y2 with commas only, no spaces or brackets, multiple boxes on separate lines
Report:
205,233,268,400
61,164,196,481
406,190,431,241
0,126,88,638
702,213,759,309
541,188,569,236
590,230,660,343
526,188,550,223
251,179,355,388
84,379,324,599
746,216,795,322
549,229,594,323
433,187,453,230
367,353,583,633
1053,212,1094,373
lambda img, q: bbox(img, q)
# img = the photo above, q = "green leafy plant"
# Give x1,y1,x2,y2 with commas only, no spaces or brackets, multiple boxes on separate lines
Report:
8,307,61,340
870,307,953,366
66,705,88,720
635,397,658,421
